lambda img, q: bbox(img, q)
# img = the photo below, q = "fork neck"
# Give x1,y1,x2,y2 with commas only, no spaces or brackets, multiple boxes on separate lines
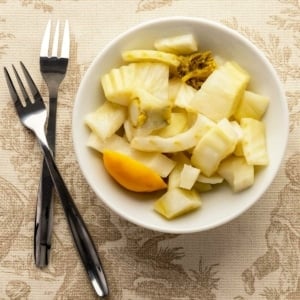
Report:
49,92,59,102
34,125,53,157
44,81,60,100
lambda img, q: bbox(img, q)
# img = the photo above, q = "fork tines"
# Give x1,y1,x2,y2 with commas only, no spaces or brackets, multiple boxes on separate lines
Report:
4,62,43,112
40,20,70,58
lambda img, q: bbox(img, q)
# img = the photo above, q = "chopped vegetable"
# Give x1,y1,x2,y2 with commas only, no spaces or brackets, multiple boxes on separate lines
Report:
128,88,171,133
240,118,269,165
234,90,269,121
133,62,169,102
101,62,169,106
122,49,180,68
154,34,198,55
101,63,136,106
190,61,250,121
154,187,201,219
173,80,197,110
153,112,188,138
85,33,270,220
84,101,126,140
179,164,201,190
131,113,214,153
191,119,238,176
197,174,224,184
218,155,254,192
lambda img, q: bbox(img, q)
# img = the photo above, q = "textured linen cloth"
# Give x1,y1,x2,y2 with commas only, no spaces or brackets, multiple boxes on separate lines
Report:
0,0,299,299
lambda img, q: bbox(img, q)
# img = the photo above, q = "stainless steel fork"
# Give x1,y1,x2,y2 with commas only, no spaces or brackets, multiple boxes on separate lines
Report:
35,20,69,267
4,62,109,298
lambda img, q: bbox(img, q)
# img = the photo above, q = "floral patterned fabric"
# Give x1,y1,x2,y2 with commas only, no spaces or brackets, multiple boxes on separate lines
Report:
0,0,299,299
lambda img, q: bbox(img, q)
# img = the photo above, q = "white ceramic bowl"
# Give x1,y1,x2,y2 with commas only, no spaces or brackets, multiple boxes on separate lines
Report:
72,17,288,233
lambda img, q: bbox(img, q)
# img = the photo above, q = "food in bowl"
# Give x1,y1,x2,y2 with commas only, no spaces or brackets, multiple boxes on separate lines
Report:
73,17,288,233
84,33,269,220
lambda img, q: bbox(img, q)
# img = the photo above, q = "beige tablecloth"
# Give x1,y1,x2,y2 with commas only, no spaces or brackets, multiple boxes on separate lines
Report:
0,1,299,299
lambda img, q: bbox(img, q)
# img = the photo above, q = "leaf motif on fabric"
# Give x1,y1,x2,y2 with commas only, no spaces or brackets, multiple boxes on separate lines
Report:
286,91,300,132
268,0,300,32
0,17,14,58
136,0,174,12
0,177,25,261
222,17,299,82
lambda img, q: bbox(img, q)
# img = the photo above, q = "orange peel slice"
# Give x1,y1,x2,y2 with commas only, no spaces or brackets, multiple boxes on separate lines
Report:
103,150,167,192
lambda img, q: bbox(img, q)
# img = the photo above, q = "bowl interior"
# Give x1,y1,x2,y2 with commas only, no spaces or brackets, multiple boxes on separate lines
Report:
73,17,288,233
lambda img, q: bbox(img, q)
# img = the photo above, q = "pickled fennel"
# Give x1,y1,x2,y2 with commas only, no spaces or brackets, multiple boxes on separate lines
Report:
84,33,269,220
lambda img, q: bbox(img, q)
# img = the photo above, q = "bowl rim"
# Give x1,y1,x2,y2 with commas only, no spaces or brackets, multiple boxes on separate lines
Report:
72,16,289,233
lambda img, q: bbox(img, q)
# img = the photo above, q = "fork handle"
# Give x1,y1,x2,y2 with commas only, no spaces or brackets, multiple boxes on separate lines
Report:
34,162,54,267
39,140,109,298
34,96,57,267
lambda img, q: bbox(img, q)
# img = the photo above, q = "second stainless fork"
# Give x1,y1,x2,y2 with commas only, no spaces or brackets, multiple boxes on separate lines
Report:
4,62,108,298
35,20,69,267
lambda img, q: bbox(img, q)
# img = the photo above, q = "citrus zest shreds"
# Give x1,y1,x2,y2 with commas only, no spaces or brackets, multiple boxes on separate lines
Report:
102,150,167,192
